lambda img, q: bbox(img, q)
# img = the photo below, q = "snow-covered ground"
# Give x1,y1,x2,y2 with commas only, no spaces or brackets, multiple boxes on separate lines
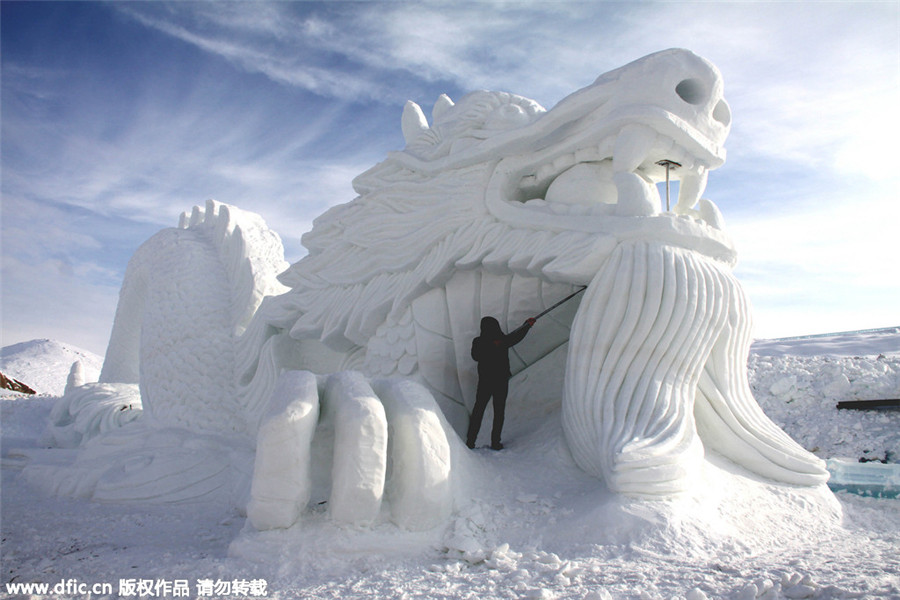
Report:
2,331,899,599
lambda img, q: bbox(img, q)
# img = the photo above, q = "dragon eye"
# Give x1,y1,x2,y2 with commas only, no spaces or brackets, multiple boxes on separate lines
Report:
484,104,530,129
675,78,707,105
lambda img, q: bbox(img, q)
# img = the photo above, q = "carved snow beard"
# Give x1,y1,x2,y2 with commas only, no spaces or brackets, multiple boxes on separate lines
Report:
562,240,828,495
563,240,726,494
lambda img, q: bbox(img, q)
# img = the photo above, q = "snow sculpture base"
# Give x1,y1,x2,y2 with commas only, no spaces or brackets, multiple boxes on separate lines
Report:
230,417,840,573
534,456,841,562
24,423,254,505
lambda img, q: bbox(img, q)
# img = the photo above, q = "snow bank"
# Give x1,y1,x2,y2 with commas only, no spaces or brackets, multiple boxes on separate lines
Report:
750,352,900,463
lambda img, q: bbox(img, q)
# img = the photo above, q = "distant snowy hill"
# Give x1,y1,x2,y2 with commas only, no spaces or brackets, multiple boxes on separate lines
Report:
751,326,900,357
0,339,103,397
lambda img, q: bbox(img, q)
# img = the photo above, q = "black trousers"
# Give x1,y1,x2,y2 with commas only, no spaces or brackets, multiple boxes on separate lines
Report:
466,375,508,447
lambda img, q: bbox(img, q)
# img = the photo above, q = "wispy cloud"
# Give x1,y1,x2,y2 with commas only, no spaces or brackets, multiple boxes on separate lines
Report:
2,46,377,242
114,2,900,183
114,3,638,105
2,1,897,353
0,194,128,354
116,3,408,103
1,253,119,355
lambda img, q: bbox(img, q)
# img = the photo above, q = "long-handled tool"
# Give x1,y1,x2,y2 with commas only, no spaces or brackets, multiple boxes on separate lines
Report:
656,159,681,211
510,285,588,334
533,285,587,321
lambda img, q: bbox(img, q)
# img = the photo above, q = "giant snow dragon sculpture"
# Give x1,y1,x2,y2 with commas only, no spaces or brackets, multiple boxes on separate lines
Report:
35,49,828,532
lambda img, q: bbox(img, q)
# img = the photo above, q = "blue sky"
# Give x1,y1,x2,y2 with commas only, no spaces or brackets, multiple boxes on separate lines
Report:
2,1,898,356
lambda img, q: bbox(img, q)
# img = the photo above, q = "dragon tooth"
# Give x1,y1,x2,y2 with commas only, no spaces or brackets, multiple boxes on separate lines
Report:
674,167,708,213
613,124,657,174
698,198,725,230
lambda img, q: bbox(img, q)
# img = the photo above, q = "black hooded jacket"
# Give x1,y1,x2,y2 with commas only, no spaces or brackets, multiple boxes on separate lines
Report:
470,317,531,379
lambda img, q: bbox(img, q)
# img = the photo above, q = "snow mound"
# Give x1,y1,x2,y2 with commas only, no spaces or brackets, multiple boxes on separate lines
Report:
0,339,102,396
750,352,900,463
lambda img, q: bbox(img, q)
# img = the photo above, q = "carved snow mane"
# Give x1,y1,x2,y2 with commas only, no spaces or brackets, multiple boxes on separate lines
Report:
275,161,610,351
271,49,737,355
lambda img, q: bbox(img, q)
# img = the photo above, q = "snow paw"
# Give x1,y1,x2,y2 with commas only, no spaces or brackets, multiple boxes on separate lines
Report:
247,370,471,531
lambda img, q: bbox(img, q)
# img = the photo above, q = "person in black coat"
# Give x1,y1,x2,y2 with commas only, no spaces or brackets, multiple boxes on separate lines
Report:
466,315,536,450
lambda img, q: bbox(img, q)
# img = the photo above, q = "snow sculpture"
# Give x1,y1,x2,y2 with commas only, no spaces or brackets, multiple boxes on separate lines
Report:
41,49,828,532
251,48,827,495
99,200,290,434
46,381,141,448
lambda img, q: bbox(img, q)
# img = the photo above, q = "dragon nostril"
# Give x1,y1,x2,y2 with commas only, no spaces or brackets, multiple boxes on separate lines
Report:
675,78,707,105
713,99,731,126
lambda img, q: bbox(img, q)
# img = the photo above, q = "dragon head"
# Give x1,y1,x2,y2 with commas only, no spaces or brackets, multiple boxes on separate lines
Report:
279,48,737,351
389,48,731,230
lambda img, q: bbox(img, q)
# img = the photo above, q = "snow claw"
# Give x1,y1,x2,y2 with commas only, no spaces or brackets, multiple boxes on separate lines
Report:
248,370,470,531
